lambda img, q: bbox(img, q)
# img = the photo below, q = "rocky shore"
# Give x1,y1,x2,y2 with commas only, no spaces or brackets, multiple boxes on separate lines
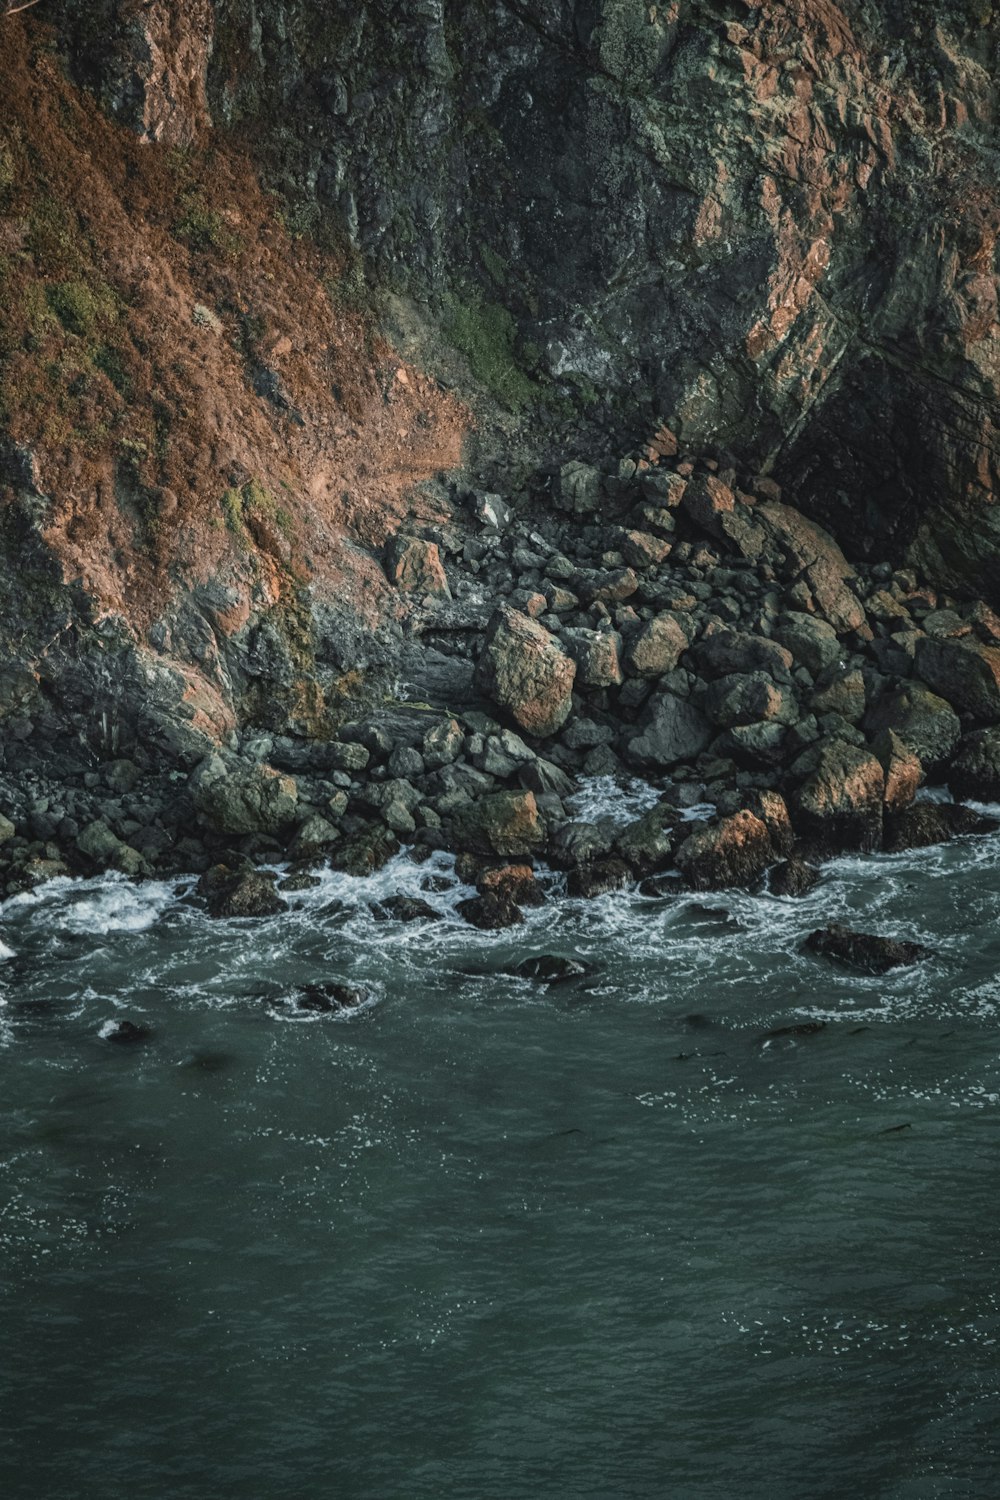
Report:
4,430,1000,923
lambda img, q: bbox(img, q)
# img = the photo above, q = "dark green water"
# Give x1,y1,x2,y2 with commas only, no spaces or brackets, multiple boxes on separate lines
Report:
1,788,999,1498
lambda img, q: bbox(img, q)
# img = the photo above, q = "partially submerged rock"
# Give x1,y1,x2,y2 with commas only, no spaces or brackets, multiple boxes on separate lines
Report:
200,865,288,919
803,924,931,974
674,810,773,891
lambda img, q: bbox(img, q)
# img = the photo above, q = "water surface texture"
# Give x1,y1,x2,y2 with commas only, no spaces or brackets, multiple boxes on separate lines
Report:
2,812,999,1498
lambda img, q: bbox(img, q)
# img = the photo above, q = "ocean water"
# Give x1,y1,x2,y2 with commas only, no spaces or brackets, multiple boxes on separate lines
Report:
1,788,999,1498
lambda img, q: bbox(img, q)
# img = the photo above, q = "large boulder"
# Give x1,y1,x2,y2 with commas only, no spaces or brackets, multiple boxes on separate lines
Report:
614,802,677,875
702,672,798,729
686,630,793,683
915,638,1000,723
674,810,773,891
626,692,712,771
757,503,865,633
948,728,1000,802
452,790,545,857
772,612,842,676
624,614,689,679
564,628,624,688
863,684,962,772
476,607,576,737
790,738,885,851
384,534,451,598
191,756,298,836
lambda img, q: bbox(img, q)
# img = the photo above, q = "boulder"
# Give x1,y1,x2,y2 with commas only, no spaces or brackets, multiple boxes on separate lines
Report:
287,815,339,860
422,717,465,768
872,729,922,811
881,802,998,853
915,637,1000,722
948,727,1000,802
773,612,842,676
577,567,639,606
200,866,288,919
619,529,672,569
864,684,961,772
477,863,545,908
769,858,820,898
757,503,865,633
191,756,298,837
625,614,689,679
76,820,148,878
564,628,624,688
614,802,677,874
558,460,602,516
702,672,797,729
457,892,524,929
475,607,576,737
790,738,885,850
330,827,400,877
384,534,451,598
674,810,773,890
626,693,712,771
372,896,442,923
515,955,594,985
566,859,632,899
812,668,866,724
687,630,793,683
803,923,931,974
452,790,545,857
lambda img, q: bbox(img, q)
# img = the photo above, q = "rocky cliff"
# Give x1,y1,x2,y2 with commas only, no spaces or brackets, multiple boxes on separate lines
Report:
2,1,1000,904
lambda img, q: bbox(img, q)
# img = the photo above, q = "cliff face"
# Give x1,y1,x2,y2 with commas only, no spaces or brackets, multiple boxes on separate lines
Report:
2,0,1000,777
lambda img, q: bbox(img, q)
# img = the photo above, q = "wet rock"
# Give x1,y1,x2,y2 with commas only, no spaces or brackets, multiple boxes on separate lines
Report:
102,1019,152,1046
566,858,632,899
76,819,148,878
769,858,820,898
279,872,322,893
624,614,689,679
476,607,576,738
674,810,773,891
949,727,1000,802
550,820,615,869
803,924,931,974
790,739,885,851
880,802,991,853
191,756,298,837
864,685,961,772
385,534,451,598
873,729,922,812
200,866,288,919
626,693,712,771
372,895,442,923
915,637,1000,723
330,827,400,877
515,955,594,985
0,814,14,845
452,790,544,857
614,802,677,875
457,891,524,930
477,863,545,908
288,982,369,1014
287,815,339,861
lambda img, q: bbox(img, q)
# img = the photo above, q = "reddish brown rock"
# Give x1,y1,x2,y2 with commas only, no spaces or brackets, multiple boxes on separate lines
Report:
675,810,774,891
790,739,885,851
385,535,451,598
475,607,576,737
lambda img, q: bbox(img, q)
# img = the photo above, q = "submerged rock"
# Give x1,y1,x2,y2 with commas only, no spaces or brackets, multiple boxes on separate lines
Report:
515,955,595,985
371,896,442,923
200,866,288,919
457,891,524,930
769,858,820,898
101,1018,153,1046
284,982,370,1015
803,924,931,974
566,859,632,899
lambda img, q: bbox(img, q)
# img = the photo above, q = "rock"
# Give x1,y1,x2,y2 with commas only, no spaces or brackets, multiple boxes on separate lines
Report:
757,503,865,633
803,924,931,974
384,534,450,597
719,721,788,767
948,727,1000,802
287,982,369,1014
457,891,524,929
619,529,671,569
687,630,793,683
790,738,885,851
773,612,842,676
577,567,639,606
626,693,712,771
387,745,425,780
474,491,511,529
372,895,442,922
873,729,922,811
330,827,400,877
769,858,820,897
624,614,689,679
519,759,575,798
325,741,371,773
915,637,1000,722
812,668,866,724
514,955,594,985
882,803,962,853
613,802,677,874
287,815,339,860
564,628,624,688
475,607,576,737
191,757,298,837
566,859,632,899
864,685,962,772
674,810,773,890
550,820,614,868
102,1019,152,1046
682,474,736,534
200,866,289,919
76,820,148,878
0,813,14,844
422,718,465,768
558,460,602,516
452,790,544,857
477,863,545,907
702,672,797,729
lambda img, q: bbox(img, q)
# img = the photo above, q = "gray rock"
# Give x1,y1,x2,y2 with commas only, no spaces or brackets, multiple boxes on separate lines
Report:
627,694,712,771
